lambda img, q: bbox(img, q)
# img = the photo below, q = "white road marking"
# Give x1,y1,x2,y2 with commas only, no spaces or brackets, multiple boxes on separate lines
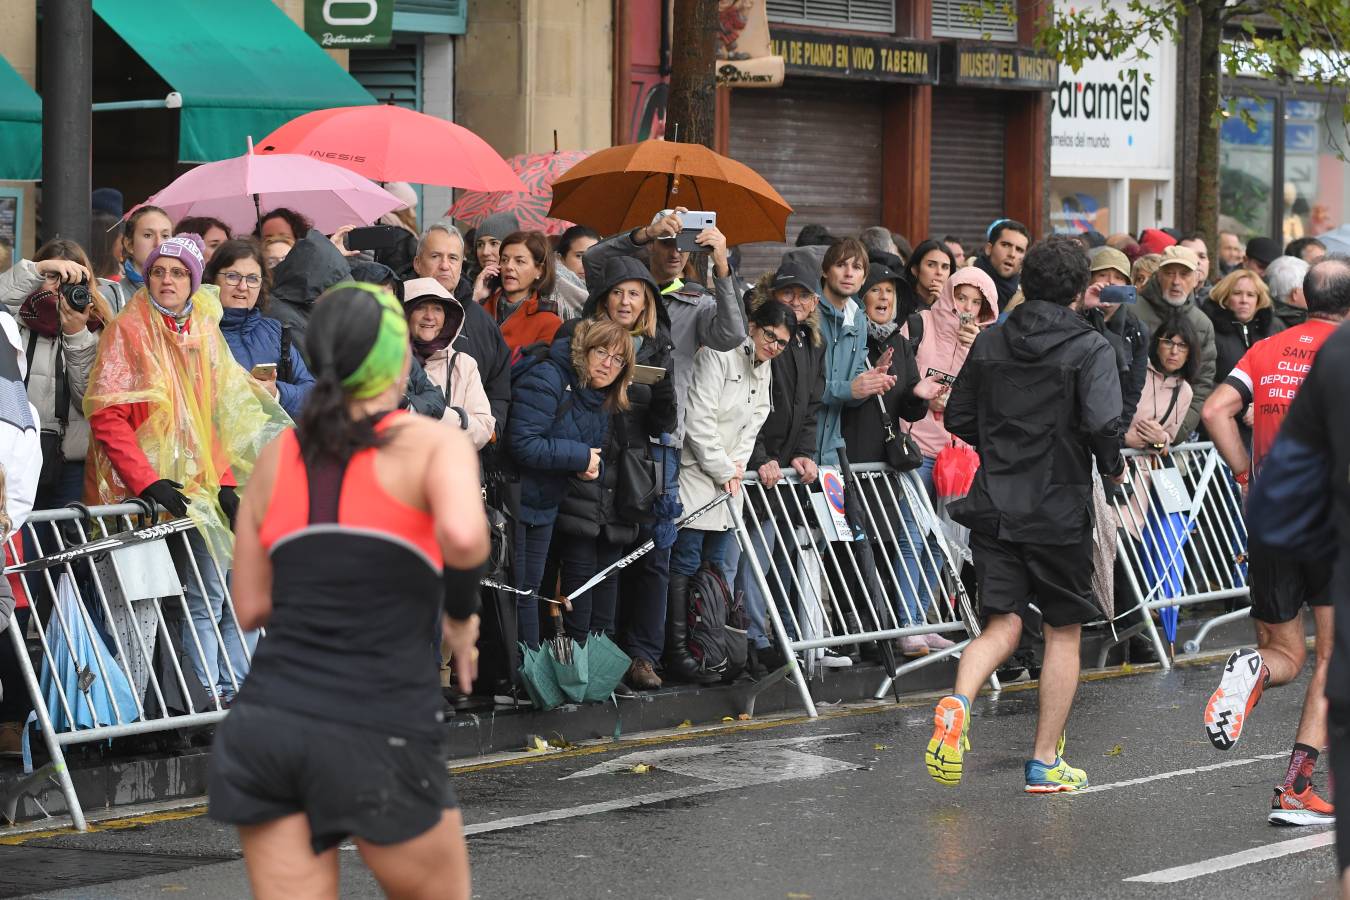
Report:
1072,752,1286,794
1124,831,1335,883
464,734,861,836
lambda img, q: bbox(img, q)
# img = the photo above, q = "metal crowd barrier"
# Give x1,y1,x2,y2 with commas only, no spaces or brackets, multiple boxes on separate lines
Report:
735,461,989,718
1095,441,1250,667
1,503,250,831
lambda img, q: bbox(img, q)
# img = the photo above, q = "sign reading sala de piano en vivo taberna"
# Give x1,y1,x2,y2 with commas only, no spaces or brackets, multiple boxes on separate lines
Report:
304,0,393,49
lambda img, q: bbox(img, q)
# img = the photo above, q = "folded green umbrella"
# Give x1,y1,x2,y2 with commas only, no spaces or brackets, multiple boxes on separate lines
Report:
518,642,565,711
547,636,589,704
583,633,631,702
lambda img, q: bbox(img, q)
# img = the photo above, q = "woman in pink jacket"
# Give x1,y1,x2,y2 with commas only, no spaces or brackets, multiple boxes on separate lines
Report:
902,265,1000,494
403,278,495,449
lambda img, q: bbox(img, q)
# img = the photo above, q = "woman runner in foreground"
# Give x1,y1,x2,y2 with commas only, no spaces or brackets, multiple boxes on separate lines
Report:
208,282,488,900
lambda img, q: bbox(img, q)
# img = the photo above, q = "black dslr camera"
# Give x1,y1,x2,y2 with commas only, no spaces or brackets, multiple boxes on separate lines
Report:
61,280,91,312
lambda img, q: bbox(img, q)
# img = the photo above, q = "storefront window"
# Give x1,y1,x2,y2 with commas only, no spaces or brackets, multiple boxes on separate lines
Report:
1049,177,1112,233
1220,95,1274,238
1281,99,1350,240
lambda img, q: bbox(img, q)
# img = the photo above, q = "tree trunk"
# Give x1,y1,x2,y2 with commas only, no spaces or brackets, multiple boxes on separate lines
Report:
1194,0,1224,265
667,0,718,147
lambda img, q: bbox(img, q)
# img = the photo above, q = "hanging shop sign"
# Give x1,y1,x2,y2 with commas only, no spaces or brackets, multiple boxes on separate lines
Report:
716,0,785,88
304,0,394,49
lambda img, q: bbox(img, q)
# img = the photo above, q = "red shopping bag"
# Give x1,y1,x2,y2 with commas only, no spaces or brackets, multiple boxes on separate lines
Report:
933,441,980,500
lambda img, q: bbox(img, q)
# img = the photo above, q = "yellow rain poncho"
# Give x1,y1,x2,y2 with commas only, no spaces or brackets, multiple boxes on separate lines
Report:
84,286,292,563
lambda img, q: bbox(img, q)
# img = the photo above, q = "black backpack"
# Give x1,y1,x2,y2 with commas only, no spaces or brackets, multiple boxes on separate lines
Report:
686,563,747,683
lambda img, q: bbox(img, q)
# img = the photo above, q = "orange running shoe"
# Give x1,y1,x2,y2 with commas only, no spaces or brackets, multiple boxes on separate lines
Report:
925,695,970,786
1269,784,1336,826
1204,649,1265,751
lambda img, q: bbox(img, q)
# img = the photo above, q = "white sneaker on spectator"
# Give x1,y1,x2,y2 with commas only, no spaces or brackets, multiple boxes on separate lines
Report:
819,649,853,668
924,633,957,651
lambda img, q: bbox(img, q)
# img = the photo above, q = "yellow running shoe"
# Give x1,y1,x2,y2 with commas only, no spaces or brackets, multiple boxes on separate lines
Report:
926,695,970,786
1024,756,1089,793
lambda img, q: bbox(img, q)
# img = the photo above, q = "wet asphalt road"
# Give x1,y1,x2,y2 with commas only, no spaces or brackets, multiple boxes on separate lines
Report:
1,653,1341,900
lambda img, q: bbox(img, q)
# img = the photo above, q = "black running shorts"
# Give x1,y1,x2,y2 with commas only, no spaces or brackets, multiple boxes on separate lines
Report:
208,702,457,853
970,530,1100,628
1329,705,1350,872
1247,547,1331,625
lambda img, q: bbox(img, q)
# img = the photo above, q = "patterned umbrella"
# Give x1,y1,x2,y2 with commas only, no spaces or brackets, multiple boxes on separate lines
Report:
447,150,590,236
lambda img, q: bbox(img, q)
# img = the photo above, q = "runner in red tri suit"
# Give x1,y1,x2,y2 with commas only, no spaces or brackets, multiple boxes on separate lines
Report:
1200,258,1350,826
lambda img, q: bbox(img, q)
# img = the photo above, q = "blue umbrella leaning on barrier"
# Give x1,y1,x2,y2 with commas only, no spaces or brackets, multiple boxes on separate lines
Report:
22,574,141,772
515,492,734,710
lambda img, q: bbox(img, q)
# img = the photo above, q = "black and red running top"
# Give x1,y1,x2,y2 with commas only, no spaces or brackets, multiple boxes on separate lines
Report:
240,411,447,738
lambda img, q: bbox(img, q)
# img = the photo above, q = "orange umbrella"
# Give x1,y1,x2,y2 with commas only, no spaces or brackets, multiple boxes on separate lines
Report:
548,140,791,245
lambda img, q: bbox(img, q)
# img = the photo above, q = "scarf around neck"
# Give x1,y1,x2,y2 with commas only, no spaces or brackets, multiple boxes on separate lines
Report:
122,258,145,287
867,319,899,343
974,255,1019,308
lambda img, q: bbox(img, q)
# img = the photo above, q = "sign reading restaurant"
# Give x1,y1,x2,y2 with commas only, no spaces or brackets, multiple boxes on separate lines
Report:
769,28,940,84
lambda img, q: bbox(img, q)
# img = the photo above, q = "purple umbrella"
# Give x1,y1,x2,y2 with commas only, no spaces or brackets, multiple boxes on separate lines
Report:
138,138,403,235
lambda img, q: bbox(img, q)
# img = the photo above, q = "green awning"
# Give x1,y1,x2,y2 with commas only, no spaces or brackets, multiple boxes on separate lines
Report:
93,0,375,163
0,55,41,180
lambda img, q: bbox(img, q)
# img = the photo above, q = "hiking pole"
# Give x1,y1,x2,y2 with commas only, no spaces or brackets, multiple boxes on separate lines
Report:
558,492,733,607
4,517,197,574
835,450,905,703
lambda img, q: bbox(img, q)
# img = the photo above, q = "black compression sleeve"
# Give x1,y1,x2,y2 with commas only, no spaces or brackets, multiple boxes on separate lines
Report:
443,563,486,620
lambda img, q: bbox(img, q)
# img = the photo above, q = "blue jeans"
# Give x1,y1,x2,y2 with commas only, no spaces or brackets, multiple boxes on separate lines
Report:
891,489,943,627
513,520,556,648
735,519,797,650
180,531,254,701
670,528,736,583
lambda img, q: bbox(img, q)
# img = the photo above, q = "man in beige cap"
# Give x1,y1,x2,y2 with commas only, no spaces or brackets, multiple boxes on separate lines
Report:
1136,244,1217,437
1082,246,1150,427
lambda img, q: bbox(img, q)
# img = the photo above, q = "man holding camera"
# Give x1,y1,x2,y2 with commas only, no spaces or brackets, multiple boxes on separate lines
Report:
583,206,746,439
1080,247,1149,429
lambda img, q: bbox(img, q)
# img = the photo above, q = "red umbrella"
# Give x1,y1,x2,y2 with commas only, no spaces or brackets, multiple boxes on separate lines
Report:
447,150,591,236
256,105,524,192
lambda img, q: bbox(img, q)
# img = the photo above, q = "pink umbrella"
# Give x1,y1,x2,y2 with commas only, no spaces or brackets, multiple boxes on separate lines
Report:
447,150,591,236
142,139,403,235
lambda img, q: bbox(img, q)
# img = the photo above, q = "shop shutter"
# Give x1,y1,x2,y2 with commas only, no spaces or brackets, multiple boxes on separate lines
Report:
729,82,884,279
930,0,1018,41
766,0,895,33
349,39,422,110
929,88,1007,251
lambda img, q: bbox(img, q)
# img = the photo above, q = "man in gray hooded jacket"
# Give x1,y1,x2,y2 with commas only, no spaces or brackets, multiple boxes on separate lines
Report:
583,207,746,441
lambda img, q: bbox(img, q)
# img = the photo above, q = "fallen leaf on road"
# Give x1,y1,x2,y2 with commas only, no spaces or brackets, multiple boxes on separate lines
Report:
548,733,575,750
1104,745,1123,756
738,713,751,720
722,716,735,722
1120,663,1135,674
873,744,891,751
677,719,692,729
525,735,549,753
787,893,814,899
631,763,651,774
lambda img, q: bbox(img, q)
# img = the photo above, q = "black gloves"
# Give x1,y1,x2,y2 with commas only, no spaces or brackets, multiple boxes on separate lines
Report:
140,479,189,517
218,486,240,527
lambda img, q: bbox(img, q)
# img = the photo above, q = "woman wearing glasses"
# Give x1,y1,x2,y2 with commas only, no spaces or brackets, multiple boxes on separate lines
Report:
85,234,291,706
206,239,315,419
1125,313,1199,455
507,317,634,648
666,300,793,673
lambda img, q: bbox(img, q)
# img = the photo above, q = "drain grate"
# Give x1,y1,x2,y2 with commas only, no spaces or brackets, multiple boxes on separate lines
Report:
0,845,232,898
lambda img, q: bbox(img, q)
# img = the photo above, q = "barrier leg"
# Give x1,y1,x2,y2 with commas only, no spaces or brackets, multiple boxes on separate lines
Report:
736,520,816,718
1184,607,1252,655
6,618,86,831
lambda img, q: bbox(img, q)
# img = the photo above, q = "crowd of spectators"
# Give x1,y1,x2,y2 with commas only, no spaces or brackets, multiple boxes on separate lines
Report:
0,194,1329,745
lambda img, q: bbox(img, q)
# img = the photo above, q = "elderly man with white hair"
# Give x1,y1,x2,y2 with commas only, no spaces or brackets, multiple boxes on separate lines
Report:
1265,254,1312,329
